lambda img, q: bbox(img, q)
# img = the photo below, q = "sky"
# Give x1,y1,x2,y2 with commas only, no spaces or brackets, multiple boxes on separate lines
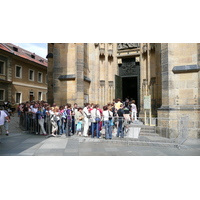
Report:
12,43,47,59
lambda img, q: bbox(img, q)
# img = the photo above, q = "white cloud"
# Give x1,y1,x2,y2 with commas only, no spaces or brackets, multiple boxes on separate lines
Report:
12,43,47,59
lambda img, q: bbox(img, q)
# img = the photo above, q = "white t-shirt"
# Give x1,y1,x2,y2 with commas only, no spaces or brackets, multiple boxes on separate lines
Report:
91,108,101,122
131,103,137,113
0,111,8,125
103,110,113,121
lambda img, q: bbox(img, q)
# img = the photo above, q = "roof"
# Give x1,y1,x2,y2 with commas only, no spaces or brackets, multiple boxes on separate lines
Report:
0,43,48,67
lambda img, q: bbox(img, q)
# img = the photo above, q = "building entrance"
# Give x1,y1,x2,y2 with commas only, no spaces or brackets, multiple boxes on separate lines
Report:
115,57,140,110
122,76,138,103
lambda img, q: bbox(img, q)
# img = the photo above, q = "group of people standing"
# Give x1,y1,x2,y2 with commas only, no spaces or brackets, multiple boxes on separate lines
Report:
14,98,138,140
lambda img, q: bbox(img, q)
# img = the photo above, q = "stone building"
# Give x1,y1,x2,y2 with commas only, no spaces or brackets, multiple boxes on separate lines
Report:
47,43,200,137
0,43,48,104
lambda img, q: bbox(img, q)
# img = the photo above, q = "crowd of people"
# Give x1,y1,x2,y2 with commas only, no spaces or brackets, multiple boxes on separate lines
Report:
1,98,138,140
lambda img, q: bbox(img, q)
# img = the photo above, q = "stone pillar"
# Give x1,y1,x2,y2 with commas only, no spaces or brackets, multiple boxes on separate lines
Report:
52,44,63,105
47,43,54,105
158,43,200,138
76,43,84,106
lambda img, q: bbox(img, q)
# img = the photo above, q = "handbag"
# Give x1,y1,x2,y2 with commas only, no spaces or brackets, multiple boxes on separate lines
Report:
84,111,91,119
108,111,112,120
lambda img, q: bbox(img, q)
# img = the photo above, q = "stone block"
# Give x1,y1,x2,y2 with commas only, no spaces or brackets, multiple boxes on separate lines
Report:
179,89,194,98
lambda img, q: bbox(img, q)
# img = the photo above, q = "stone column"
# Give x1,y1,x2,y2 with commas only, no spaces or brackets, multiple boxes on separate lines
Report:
47,43,54,105
52,44,63,105
76,43,84,106
158,43,200,138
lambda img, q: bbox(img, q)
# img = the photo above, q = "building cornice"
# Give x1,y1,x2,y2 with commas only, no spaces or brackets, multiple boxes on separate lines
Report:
12,81,47,90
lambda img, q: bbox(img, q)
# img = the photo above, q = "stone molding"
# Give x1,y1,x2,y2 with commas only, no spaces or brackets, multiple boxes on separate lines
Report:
84,76,91,83
172,65,200,73
58,74,76,81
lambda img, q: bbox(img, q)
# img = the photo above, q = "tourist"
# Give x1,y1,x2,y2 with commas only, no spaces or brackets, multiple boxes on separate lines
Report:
103,105,113,139
49,107,58,137
97,104,103,134
115,98,122,110
83,103,91,137
131,100,137,121
65,104,72,137
0,107,10,137
59,105,65,135
36,105,47,136
54,106,61,135
75,107,84,136
71,103,78,135
90,104,101,138
117,103,124,138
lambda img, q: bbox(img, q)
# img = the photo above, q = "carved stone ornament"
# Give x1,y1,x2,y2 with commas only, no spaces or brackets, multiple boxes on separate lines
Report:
100,80,105,87
108,43,113,57
142,44,147,53
99,43,105,56
150,43,155,49
119,61,138,76
118,43,139,50
108,81,114,87
94,43,99,46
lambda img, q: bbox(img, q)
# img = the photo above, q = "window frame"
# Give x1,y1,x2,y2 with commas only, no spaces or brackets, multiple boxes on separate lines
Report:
28,69,35,81
0,60,5,75
38,91,42,101
38,71,43,83
15,65,22,79
15,92,22,103
0,89,5,101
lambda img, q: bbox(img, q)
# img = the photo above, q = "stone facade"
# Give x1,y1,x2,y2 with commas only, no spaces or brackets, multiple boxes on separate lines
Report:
47,43,200,138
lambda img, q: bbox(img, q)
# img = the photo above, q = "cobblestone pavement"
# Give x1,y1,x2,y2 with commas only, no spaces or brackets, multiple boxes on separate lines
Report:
0,114,200,156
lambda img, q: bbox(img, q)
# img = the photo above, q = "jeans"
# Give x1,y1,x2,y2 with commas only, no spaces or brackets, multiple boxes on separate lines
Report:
104,120,112,139
65,118,71,136
71,116,75,134
57,120,62,135
117,118,124,138
38,118,47,135
61,118,66,134
91,122,100,138
4,120,9,131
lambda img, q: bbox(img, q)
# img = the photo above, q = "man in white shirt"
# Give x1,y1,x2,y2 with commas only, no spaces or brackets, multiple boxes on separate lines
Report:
0,109,10,143
83,103,91,137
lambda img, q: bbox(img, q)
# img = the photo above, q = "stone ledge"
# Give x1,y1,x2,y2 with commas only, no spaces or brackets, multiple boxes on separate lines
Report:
84,76,91,83
172,65,200,73
58,74,76,81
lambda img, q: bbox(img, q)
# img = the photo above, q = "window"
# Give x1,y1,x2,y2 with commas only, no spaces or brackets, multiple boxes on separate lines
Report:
13,46,18,52
29,69,34,81
0,89,5,101
38,92,42,101
38,72,43,83
15,65,22,78
16,93,21,103
0,61,5,75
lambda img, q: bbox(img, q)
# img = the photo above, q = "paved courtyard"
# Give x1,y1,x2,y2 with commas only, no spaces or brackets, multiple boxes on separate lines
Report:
0,114,200,156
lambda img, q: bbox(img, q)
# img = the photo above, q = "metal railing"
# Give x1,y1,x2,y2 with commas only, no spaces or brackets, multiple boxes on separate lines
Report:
19,113,195,148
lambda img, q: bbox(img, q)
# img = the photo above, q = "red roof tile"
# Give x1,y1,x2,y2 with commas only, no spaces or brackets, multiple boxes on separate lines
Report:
0,43,48,67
